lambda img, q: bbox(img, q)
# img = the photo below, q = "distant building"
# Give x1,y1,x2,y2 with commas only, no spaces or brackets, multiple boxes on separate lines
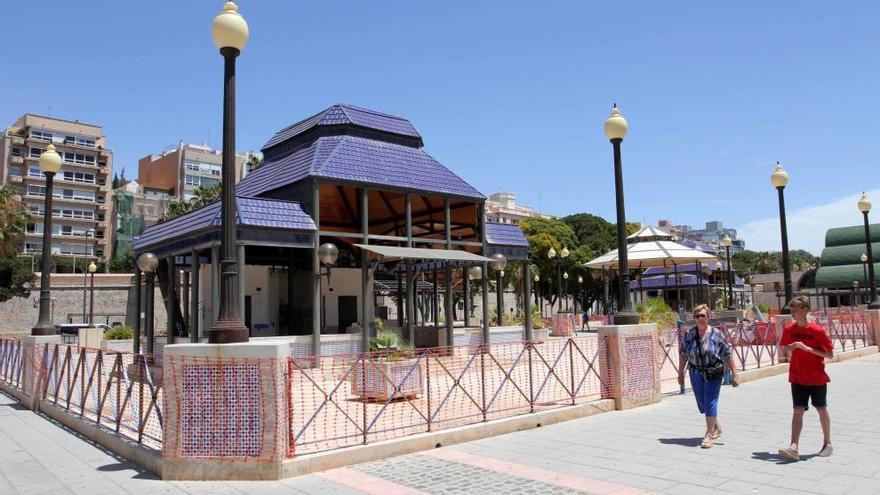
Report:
1,114,113,265
137,142,254,202
110,180,172,257
485,192,553,225
660,219,745,254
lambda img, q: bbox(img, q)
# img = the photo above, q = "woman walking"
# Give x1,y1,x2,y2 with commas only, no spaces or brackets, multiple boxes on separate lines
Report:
677,304,740,448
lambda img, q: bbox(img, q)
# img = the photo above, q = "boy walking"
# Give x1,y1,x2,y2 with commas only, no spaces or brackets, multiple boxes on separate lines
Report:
778,295,834,461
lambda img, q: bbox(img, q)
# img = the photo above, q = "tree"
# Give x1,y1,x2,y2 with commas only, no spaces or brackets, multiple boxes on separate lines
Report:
112,172,120,189
0,187,35,302
247,154,263,173
161,182,222,221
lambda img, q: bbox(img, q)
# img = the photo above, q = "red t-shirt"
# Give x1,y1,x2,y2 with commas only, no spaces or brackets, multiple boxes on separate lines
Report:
780,322,833,385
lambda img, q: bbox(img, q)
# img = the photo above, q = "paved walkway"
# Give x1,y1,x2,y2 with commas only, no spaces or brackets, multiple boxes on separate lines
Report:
1,353,878,494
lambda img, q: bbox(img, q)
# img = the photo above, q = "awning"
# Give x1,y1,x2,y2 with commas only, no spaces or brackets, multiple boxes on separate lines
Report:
355,244,492,263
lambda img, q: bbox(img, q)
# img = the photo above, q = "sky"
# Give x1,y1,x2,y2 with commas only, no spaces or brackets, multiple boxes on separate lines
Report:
2,1,878,255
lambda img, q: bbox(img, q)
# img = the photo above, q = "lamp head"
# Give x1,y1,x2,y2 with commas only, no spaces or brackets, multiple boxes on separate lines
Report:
317,243,339,266
547,246,556,259
862,253,869,263
469,265,483,280
563,271,569,280
858,192,872,214
604,104,628,141
534,274,540,283
721,235,732,248
771,161,789,189
560,246,570,258
87,261,97,274
39,144,62,174
577,275,583,284
489,253,508,272
212,1,249,51
137,252,159,274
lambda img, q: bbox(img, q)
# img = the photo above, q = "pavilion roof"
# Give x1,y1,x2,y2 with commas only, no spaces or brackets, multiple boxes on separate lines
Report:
237,134,484,199
485,222,529,247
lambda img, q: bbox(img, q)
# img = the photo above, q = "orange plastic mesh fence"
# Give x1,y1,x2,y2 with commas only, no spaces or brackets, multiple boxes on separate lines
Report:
287,336,607,457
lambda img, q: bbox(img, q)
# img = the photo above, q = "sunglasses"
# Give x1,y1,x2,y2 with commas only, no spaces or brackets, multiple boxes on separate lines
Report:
695,314,708,319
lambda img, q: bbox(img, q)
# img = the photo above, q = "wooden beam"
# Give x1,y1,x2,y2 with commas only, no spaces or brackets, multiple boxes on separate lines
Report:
337,185,359,227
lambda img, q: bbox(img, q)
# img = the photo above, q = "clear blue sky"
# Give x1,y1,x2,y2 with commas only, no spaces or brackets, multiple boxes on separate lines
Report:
3,1,878,254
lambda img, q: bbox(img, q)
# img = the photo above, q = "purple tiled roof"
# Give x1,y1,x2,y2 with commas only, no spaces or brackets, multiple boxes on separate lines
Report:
237,135,484,199
262,104,421,149
133,196,315,250
679,239,717,254
486,222,529,247
642,261,722,276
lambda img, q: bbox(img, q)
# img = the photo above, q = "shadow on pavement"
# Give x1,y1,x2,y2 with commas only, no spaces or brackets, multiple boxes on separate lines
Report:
98,462,159,479
1,402,28,410
658,437,704,447
751,451,818,464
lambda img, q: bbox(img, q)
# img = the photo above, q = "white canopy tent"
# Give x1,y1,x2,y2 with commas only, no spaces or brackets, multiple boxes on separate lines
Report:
584,227,718,270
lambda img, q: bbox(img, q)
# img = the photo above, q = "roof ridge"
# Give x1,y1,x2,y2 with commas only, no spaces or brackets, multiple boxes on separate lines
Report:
336,104,355,124
311,135,347,175
339,103,409,121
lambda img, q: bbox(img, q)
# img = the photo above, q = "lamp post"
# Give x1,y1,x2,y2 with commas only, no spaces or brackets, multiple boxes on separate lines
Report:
563,271,569,311
534,273,540,311
604,105,638,324
32,144,62,335
137,253,159,355
209,1,250,343
861,252,869,303
771,162,794,313
852,281,860,309
317,242,339,334
857,193,879,309
722,235,734,310
490,253,507,326
576,274,583,316
88,261,97,325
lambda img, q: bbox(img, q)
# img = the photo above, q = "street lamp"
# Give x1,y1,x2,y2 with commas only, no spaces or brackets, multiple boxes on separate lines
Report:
490,253,508,326
604,105,638,324
534,273,540,309
576,274,583,315
852,281,860,309
722,235,735,310
316,242,339,334
209,1,250,343
88,261,97,325
137,253,159,355
771,162,794,314
861,252,869,302
32,143,62,335
857,193,879,309
563,270,569,311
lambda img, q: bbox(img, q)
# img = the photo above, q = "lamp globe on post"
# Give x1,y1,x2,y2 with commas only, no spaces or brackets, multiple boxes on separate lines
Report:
490,254,508,326
137,253,160,355
209,1,250,343
861,252,869,296
604,105,638,324
771,162,794,314
722,235,735,310
857,193,879,308
32,144,62,335
88,261,97,325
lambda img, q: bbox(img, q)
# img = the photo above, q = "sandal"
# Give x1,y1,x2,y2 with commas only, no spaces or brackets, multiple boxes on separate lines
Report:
701,435,714,449
712,426,723,439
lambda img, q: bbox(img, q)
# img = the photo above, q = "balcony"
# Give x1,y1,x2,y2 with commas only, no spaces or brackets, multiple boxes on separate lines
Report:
9,135,25,145
9,155,24,165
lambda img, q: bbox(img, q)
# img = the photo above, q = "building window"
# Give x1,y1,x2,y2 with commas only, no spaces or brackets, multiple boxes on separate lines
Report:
62,152,96,165
62,171,95,184
28,147,44,158
28,167,42,177
10,147,22,157
30,130,52,141
8,166,21,176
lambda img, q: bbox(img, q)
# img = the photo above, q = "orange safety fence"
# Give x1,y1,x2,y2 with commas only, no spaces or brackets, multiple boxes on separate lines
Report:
287,336,607,457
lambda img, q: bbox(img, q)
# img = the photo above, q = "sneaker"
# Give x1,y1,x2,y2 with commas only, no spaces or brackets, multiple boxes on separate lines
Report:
778,447,800,461
817,444,833,457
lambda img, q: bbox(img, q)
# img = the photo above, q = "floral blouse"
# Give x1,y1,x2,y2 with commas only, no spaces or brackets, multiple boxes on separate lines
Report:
679,326,732,369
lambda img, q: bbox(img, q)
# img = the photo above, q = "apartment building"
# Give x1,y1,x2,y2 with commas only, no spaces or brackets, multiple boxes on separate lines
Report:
1,114,113,264
137,142,252,202
484,191,554,225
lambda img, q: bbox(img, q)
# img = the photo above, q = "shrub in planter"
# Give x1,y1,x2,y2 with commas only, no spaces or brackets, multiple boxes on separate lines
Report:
351,329,423,401
104,325,133,340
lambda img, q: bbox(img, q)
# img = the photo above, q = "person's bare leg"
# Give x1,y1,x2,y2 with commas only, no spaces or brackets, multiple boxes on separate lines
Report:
789,407,805,451
705,416,717,439
817,407,831,447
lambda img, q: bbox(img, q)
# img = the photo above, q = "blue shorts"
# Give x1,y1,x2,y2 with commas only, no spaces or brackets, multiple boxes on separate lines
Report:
689,368,723,417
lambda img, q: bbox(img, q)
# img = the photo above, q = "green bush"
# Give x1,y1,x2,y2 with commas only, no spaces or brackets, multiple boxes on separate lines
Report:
635,297,676,329
104,325,133,340
369,328,414,361
757,303,770,314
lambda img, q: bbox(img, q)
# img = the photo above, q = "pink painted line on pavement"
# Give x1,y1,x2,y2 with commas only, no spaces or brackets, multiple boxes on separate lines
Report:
315,467,428,495
423,448,660,495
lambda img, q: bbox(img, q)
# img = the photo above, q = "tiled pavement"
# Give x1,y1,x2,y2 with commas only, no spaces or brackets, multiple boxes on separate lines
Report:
1,353,878,494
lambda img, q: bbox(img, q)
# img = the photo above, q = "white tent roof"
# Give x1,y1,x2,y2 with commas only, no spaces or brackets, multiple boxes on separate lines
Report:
585,239,718,270
627,225,673,241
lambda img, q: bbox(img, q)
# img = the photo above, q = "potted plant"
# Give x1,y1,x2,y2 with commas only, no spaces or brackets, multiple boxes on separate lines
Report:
351,329,423,401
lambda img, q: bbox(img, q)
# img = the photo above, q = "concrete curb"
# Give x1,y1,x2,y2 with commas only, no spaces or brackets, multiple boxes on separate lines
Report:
280,398,615,479
738,345,877,384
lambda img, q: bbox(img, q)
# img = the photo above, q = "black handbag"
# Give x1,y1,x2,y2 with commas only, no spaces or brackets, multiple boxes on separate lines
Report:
702,364,725,381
